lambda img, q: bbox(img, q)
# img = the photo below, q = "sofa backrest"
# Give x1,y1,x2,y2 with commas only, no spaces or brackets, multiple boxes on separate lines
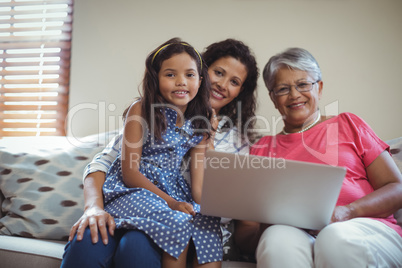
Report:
387,137,402,226
0,190,3,218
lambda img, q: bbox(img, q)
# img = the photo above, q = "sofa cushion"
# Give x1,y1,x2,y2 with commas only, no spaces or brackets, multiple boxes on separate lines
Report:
0,131,117,240
0,235,65,268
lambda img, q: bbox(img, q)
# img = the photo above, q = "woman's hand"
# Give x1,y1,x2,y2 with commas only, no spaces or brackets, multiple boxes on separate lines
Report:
208,109,219,150
307,205,356,237
330,204,356,223
169,200,195,216
211,109,219,130
68,206,115,245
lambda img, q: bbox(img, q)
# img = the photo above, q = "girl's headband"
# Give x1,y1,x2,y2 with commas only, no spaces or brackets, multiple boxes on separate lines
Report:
151,43,203,70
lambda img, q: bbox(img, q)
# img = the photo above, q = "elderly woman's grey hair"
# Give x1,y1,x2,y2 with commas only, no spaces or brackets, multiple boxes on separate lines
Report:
262,48,322,92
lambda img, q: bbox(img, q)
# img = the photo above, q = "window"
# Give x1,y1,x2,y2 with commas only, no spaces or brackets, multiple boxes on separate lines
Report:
0,0,73,136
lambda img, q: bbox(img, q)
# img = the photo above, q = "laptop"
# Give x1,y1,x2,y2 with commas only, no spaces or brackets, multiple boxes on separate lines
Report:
200,150,346,230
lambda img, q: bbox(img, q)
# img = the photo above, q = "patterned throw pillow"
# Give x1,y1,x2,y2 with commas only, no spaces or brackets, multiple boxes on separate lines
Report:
0,132,117,240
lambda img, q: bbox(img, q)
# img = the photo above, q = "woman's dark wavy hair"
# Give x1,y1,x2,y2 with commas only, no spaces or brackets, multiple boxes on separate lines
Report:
202,39,259,142
123,37,212,141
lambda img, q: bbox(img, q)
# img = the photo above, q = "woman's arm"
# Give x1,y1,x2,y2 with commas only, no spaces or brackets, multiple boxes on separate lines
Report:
68,134,122,244
332,150,402,222
189,136,207,204
121,102,195,215
68,171,115,244
82,132,122,182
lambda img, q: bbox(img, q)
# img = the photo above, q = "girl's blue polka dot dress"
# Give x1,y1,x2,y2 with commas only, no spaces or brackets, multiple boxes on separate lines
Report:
103,108,222,264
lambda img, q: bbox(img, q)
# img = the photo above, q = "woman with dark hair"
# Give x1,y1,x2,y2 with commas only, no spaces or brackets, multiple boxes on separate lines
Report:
203,39,258,146
61,38,259,268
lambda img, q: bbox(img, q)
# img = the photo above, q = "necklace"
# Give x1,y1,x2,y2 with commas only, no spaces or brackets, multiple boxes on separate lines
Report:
282,110,321,135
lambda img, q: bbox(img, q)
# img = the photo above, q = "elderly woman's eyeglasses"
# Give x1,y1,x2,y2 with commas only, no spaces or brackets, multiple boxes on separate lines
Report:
271,80,319,96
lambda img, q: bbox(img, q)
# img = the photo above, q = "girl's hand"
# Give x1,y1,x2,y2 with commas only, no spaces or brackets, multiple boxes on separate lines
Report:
169,200,195,216
68,206,115,245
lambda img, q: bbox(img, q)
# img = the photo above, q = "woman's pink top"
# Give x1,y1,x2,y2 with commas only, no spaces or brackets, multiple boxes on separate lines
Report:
250,112,401,236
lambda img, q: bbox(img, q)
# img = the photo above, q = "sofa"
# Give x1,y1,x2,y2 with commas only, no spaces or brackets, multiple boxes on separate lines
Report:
0,132,401,268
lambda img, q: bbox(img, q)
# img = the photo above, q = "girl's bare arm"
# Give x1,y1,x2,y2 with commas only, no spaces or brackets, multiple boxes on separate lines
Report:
121,102,195,215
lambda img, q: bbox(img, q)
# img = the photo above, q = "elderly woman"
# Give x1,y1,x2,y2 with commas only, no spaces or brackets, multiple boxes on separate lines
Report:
235,47,402,267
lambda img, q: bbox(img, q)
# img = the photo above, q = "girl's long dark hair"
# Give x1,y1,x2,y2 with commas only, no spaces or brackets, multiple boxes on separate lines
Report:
124,37,212,141
202,39,259,143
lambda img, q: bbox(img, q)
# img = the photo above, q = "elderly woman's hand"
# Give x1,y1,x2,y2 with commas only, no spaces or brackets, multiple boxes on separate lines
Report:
68,206,115,245
331,204,356,223
308,204,356,237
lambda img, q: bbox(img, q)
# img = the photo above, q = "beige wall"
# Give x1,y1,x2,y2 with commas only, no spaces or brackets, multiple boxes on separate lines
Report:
68,0,402,141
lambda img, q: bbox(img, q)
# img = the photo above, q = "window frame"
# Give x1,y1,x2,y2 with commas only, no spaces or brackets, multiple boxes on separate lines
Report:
0,0,74,137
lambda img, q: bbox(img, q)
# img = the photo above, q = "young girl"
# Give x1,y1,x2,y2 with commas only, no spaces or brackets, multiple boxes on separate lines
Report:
102,38,222,267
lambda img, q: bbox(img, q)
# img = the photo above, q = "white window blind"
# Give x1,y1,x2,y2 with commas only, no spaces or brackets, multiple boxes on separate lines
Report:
0,0,73,137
